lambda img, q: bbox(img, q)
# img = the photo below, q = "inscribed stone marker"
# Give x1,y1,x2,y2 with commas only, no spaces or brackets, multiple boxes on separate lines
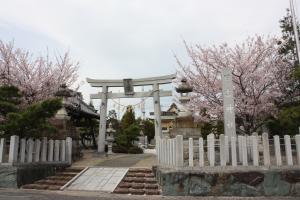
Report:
221,68,236,139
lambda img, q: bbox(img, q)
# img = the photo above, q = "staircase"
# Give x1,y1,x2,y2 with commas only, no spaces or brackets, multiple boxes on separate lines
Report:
113,168,161,195
22,167,84,190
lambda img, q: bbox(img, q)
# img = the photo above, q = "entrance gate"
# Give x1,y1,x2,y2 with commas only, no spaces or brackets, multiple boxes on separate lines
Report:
87,74,176,152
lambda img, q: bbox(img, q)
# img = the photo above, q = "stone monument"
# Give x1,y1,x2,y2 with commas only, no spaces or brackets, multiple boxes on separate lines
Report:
221,68,236,138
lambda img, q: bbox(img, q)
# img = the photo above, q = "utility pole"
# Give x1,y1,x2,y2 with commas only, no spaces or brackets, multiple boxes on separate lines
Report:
290,0,300,62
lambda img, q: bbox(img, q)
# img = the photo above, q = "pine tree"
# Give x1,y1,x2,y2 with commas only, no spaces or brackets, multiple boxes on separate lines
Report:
0,85,62,138
120,105,136,130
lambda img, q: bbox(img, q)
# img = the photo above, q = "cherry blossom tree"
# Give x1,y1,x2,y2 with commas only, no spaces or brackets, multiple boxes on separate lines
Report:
0,40,79,104
177,36,292,134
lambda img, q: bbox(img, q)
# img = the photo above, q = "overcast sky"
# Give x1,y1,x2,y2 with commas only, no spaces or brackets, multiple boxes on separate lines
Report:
0,0,297,118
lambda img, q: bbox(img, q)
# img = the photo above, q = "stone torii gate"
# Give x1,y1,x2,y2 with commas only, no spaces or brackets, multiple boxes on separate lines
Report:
87,74,176,152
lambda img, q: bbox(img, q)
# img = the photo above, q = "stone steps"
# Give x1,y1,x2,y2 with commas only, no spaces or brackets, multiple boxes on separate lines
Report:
113,168,161,195
21,167,84,190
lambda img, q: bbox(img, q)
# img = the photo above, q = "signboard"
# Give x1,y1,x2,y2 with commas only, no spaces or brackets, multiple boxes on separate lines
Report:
221,68,236,138
123,79,134,95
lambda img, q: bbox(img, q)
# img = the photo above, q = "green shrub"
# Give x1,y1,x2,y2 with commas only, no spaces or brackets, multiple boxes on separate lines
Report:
128,146,143,154
112,145,128,153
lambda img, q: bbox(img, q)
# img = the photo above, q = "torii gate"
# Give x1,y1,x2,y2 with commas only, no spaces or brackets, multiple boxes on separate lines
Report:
87,74,176,152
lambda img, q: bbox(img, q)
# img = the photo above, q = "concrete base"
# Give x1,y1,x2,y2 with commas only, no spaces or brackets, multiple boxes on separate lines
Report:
0,164,69,188
154,166,300,196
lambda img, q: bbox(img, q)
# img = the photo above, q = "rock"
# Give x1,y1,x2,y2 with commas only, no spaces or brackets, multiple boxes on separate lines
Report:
232,172,264,186
263,172,290,196
189,176,211,196
281,171,300,183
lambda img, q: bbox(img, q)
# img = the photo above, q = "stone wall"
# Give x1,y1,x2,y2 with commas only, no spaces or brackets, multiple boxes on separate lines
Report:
0,164,68,188
155,166,300,196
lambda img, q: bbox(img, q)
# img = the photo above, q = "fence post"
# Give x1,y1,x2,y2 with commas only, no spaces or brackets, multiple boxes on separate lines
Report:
225,136,229,163
66,137,72,165
162,139,167,165
41,137,47,162
189,138,193,167
0,138,5,163
166,139,170,166
296,134,300,166
8,135,19,164
159,139,162,164
251,135,259,166
220,134,226,166
238,135,243,163
172,139,176,166
48,139,54,162
262,132,270,166
231,136,237,166
273,135,282,166
175,135,184,168
284,135,293,166
20,139,26,163
208,134,215,167
27,138,34,163
199,137,204,167
169,139,173,166
60,140,66,161
241,136,248,166
54,140,60,162
34,139,41,162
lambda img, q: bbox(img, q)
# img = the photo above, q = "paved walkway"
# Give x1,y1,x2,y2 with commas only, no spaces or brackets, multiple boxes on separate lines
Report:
2,189,297,200
67,167,128,192
72,150,157,168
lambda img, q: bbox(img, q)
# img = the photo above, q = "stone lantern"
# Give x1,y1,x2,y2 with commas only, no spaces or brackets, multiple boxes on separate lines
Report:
106,122,116,155
175,78,193,118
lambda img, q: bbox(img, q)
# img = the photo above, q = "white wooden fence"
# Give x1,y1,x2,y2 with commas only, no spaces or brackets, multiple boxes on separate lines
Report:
0,135,72,165
157,133,300,168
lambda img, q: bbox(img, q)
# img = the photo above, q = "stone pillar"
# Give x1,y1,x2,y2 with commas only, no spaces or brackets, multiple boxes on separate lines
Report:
8,135,19,164
41,137,47,162
284,135,293,166
251,135,259,166
20,139,26,163
26,138,34,163
153,83,162,140
296,134,300,165
66,137,72,165
188,138,193,167
54,140,60,162
262,132,270,166
273,135,282,166
199,137,204,167
220,134,226,166
175,135,184,168
0,138,5,163
48,139,54,162
231,136,237,166
241,136,248,166
99,86,108,153
34,139,41,162
60,140,66,161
